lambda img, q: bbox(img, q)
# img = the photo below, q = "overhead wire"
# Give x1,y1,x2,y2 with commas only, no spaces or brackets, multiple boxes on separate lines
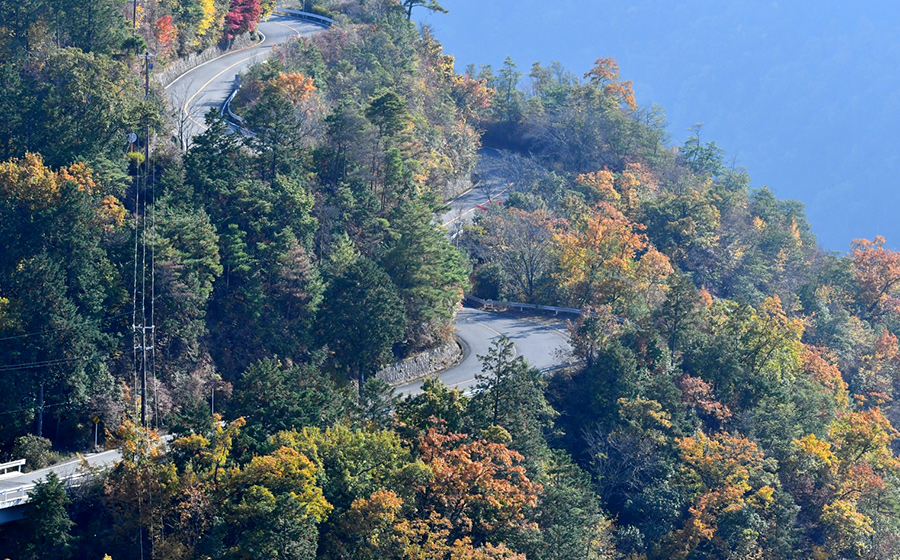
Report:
133,135,142,422
0,311,135,343
0,399,76,416
141,150,148,427
0,356,86,373
151,146,159,430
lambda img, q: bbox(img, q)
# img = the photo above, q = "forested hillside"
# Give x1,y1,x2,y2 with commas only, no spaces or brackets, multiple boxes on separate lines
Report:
3,0,900,559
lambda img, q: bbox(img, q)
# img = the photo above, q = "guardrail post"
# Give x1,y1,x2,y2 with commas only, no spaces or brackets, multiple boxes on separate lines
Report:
0,459,26,476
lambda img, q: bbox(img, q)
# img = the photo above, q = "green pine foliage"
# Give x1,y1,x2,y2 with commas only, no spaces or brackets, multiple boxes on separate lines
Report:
20,472,75,560
5,0,900,558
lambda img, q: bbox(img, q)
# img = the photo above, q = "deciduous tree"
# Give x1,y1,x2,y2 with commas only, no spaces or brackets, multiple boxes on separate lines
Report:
583,57,637,112
218,445,331,558
224,0,261,39
402,0,447,20
851,236,900,320
553,201,672,312
476,207,557,303
416,429,540,545
667,431,781,559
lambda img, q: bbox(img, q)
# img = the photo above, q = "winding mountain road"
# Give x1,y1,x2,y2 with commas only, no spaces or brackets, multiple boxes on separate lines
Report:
162,13,572,396
164,14,325,141
395,308,571,395
0,15,572,524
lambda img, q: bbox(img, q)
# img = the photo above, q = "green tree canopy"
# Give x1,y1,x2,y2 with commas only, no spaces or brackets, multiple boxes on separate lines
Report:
320,255,406,388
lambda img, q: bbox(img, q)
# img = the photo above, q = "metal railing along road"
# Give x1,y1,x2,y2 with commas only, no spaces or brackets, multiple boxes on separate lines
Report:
0,484,29,510
273,8,335,27
0,449,123,518
0,459,25,477
0,470,97,511
464,294,583,316
221,9,332,129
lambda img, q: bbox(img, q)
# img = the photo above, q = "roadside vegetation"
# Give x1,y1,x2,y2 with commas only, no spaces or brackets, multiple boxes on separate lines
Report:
2,0,900,558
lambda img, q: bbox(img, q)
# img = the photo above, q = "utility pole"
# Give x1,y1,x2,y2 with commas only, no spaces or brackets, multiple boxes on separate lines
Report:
143,52,152,182
134,52,156,428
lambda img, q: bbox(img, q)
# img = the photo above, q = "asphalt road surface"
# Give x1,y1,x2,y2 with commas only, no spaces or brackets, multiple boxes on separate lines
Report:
0,17,573,510
164,14,326,143
395,307,572,396
439,148,509,236
159,15,573,397
0,449,121,521
429,149,573,396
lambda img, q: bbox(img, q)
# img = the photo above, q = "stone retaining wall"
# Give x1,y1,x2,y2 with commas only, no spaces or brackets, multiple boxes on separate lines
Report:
376,340,462,386
156,33,257,88
442,175,473,201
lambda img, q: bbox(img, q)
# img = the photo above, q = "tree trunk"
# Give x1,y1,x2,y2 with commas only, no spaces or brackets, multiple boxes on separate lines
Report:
36,383,44,437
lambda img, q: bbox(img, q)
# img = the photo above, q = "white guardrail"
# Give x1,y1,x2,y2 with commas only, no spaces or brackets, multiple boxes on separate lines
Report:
0,459,25,477
222,78,246,127
273,8,335,27
0,484,31,510
0,470,97,510
222,9,333,128
464,294,582,316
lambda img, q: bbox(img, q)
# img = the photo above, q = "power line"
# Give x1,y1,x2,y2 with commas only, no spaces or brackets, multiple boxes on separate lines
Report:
0,399,76,416
151,143,159,431
135,51,157,429
132,109,141,426
0,311,135,343
0,356,86,373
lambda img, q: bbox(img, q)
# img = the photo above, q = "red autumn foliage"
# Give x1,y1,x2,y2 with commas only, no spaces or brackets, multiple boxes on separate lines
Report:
225,0,261,40
155,15,177,45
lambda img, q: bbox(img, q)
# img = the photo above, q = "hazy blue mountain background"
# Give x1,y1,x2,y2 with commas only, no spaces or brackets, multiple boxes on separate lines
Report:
420,1,900,252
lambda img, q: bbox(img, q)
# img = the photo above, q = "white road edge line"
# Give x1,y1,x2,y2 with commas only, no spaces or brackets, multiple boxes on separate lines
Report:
164,28,268,90
183,51,271,130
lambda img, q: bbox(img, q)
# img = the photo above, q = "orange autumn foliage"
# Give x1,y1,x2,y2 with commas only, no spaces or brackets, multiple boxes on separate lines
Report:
575,164,650,212
668,431,776,559
155,15,177,45
796,408,900,498
575,169,619,204
583,57,638,111
269,72,317,105
0,152,93,207
801,346,850,409
454,75,494,120
678,431,767,490
851,236,900,319
394,512,526,560
857,330,900,400
677,374,732,422
417,429,540,540
325,432,537,559
554,201,672,308
794,408,900,557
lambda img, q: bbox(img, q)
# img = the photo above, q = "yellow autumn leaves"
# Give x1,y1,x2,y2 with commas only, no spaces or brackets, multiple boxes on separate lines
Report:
0,153,125,231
